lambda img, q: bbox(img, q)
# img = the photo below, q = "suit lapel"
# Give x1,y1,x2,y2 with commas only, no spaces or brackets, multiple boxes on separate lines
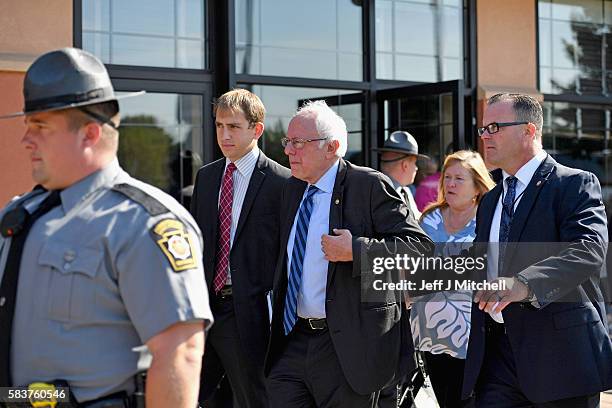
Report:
476,184,502,243
233,151,267,244
326,159,346,289
507,156,555,241
282,180,307,247
275,179,307,291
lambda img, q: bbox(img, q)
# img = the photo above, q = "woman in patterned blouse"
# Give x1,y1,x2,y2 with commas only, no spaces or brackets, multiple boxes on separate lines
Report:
410,150,495,408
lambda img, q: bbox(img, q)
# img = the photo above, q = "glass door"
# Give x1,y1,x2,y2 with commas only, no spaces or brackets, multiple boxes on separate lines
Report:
377,79,466,208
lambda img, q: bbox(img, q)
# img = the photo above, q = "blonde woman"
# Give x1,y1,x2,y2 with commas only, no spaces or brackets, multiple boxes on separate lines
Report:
411,150,495,408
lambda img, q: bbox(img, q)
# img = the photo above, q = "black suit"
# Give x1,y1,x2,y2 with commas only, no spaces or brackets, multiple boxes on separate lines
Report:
463,155,612,407
265,160,433,407
191,150,290,407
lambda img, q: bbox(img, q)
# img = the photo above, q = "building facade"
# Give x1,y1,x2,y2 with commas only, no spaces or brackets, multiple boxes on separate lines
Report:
0,0,610,214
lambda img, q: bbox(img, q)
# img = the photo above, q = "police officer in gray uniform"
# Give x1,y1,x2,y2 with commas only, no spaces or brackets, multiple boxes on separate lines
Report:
0,48,213,407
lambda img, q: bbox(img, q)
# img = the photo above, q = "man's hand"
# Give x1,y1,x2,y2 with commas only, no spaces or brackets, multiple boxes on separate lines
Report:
473,277,530,314
321,228,353,262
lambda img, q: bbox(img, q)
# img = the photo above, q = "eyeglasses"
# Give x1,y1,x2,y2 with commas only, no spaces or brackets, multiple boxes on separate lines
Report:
281,137,328,149
477,121,529,137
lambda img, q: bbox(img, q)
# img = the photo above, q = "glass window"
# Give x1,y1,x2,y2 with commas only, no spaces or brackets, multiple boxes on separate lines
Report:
117,92,204,207
235,0,363,81
375,0,465,82
381,93,455,177
542,101,612,209
82,0,206,69
237,85,365,166
538,0,611,95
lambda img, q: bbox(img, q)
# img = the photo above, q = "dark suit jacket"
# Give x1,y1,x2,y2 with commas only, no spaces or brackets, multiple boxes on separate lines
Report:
190,151,291,367
264,159,433,395
463,154,612,402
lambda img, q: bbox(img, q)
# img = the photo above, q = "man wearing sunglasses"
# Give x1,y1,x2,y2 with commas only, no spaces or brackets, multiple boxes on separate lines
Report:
463,93,612,407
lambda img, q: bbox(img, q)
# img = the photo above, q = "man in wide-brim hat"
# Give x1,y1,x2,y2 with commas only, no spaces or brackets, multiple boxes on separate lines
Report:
0,47,213,407
372,130,428,219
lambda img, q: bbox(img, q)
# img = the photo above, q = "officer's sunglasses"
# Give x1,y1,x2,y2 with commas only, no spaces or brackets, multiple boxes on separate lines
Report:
477,121,529,137
281,137,328,149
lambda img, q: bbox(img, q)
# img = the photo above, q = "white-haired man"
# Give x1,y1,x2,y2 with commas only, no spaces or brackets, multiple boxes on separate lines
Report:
264,101,432,407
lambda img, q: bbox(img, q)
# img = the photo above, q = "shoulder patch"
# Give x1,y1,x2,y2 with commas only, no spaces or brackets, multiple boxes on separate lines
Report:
112,183,169,216
151,219,198,272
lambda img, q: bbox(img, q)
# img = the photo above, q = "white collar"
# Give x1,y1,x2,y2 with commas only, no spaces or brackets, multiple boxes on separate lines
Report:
502,150,547,188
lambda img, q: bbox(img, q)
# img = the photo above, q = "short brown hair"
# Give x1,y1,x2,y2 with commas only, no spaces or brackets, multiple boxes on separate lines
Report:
488,93,543,134
214,88,265,126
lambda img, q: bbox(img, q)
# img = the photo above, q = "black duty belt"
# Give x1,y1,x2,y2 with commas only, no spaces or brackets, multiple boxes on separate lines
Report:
80,391,130,408
1,389,128,408
0,376,145,408
295,317,328,332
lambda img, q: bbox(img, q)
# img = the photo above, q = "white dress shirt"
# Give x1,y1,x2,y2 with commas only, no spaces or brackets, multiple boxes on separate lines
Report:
487,150,547,280
219,146,259,284
287,160,339,318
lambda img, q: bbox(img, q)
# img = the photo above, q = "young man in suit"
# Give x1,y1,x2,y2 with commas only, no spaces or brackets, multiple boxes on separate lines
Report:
264,100,433,407
190,89,290,407
464,93,612,407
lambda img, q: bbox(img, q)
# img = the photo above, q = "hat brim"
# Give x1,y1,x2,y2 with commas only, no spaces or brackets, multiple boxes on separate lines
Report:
0,90,146,120
372,147,430,159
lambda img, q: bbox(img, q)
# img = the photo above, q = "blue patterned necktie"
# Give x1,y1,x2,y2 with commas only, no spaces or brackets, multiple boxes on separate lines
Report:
498,176,517,275
284,185,319,335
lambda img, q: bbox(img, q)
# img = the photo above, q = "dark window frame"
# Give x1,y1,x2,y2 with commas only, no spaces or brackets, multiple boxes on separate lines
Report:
535,0,612,103
233,0,478,166
73,0,218,164
75,0,478,167
535,0,612,210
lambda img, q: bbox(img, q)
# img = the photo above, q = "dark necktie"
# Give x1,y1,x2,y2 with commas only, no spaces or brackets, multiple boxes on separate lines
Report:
498,176,517,276
400,188,410,206
213,163,237,293
0,190,62,386
284,185,319,334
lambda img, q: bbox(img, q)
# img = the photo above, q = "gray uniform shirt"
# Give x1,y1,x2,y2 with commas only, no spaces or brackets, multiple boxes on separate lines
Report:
0,159,213,403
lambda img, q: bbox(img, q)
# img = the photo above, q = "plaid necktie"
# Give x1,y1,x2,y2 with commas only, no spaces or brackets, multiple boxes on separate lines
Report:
213,163,237,293
498,176,517,275
284,185,319,334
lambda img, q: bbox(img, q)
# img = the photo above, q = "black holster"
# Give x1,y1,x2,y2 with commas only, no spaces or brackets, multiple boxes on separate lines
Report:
130,372,146,408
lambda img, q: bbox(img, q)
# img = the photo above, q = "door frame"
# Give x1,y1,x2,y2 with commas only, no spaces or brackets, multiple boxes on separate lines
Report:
376,79,466,154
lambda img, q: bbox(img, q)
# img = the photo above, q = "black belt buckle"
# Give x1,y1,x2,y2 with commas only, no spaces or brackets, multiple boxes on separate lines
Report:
306,318,327,330
218,285,233,299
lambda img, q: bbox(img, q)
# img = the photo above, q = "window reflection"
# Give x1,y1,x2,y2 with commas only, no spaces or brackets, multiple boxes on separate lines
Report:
376,0,464,82
235,0,363,80
381,93,456,205
538,0,611,96
117,92,204,208
238,85,365,166
382,93,455,169
82,0,206,69
542,101,611,209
